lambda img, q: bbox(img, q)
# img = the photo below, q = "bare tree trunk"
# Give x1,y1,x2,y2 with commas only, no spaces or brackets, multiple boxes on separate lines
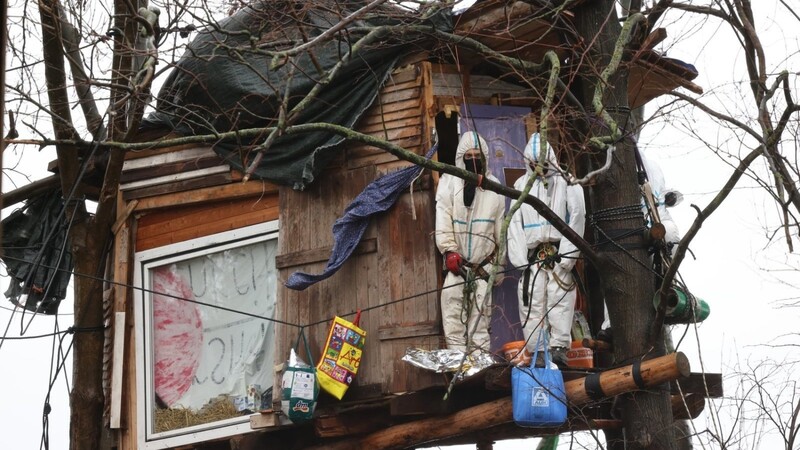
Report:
38,0,131,447
69,222,107,450
574,2,677,449
37,1,106,449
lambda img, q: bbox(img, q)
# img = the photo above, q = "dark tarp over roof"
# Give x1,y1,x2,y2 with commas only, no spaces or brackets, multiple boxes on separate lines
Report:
142,1,453,189
2,189,73,315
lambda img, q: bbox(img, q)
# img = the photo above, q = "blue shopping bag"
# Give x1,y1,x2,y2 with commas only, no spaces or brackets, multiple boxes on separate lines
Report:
511,332,567,427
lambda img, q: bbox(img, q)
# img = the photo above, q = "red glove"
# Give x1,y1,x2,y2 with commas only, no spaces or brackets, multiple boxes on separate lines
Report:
445,252,464,274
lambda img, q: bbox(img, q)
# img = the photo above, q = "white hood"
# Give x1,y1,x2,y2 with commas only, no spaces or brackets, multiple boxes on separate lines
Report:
523,132,560,177
455,131,489,172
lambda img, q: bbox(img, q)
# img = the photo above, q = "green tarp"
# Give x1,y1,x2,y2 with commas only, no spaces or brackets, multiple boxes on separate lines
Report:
142,1,453,189
2,189,73,315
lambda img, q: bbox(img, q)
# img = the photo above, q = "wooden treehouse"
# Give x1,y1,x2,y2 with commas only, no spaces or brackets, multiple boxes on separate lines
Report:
98,1,720,449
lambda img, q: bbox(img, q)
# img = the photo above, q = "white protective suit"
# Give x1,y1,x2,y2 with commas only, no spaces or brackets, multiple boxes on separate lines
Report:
507,133,586,352
435,132,506,352
642,156,681,246
601,155,681,329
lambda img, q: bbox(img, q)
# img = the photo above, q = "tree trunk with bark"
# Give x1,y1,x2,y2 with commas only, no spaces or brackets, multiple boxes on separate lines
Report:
69,221,107,450
37,2,105,447
36,0,135,447
573,2,677,449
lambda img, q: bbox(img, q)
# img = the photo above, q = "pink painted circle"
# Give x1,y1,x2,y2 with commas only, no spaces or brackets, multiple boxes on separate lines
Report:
152,266,203,407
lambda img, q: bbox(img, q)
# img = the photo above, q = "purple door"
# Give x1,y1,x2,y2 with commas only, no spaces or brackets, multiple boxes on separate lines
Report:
460,104,530,352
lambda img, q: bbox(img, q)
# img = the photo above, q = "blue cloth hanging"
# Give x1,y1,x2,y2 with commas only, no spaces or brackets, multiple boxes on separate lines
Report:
285,144,438,290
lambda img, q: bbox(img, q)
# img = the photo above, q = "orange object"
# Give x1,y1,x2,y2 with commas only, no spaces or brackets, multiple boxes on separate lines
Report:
502,340,532,366
566,340,593,368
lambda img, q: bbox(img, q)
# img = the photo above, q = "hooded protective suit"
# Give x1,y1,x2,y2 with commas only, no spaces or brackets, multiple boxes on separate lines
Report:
642,156,681,246
435,132,506,352
507,133,586,353
600,155,682,330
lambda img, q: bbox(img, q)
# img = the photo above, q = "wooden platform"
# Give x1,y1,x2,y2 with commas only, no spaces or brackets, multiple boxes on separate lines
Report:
250,354,721,449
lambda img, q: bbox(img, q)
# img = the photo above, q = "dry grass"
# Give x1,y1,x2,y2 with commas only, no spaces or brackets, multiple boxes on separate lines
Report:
154,396,241,433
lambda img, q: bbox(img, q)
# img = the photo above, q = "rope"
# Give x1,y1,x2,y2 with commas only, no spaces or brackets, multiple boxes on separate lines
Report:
460,270,476,326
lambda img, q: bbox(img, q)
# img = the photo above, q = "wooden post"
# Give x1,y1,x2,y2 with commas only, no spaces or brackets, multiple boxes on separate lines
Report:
567,352,690,405
307,352,690,450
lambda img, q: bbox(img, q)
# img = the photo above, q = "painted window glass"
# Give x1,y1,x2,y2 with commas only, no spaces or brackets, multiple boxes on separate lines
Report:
136,223,277,446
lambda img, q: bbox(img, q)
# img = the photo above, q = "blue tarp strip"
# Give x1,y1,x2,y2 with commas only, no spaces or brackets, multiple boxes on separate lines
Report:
285,144,438,290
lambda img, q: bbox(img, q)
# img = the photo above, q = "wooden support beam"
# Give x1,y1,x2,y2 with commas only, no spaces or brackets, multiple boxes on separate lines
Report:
378,322,441,341
432,394,698,449
308,353,690,450
428,419,621,448
675,372,723,398
672,393,705,420
112,199,138,235
567,352,690,405
640,28,668,51
249,410,282,430
389,388,504,417
275,238,377,269
0,175,60,208
109,312,125,429
132,179,278,211
314,410,393,438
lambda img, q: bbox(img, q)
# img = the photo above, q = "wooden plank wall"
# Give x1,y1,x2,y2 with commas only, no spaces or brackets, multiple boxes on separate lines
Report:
115,57,560,448
122,58,542,430
274,60,444,402
346,63,427,170
429,63,535,106
373,184,443,393
274,166,384,401
117,189,277,450
135,195,279,251
120,145,235,201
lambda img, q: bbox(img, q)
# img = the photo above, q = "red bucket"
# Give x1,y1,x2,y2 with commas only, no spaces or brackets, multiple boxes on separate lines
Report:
502,340,532,366
566,340,593,368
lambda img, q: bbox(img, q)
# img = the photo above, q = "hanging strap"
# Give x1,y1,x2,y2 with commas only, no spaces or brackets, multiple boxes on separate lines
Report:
522,265,532,307
531,327,550,365
294,328,314,363
520,266,542,330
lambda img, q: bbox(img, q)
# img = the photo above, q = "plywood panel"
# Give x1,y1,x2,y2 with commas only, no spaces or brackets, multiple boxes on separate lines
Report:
122,146,216,170
123,142,205,161
135,195,278,251
121,156,223,184
122,172,234,201
120,165,230,191
133,181,278,212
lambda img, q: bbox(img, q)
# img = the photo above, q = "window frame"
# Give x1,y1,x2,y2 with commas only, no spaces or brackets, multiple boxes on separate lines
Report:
133,221,279,449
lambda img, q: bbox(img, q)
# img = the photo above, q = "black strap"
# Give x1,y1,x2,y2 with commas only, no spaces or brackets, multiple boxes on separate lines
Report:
584,372,605,401
462,250,496,281
595,227,649,251
522,264,532,307
632,359,646,389
293,328,314,362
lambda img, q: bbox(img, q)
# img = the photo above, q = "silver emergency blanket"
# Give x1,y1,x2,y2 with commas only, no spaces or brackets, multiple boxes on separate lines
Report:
401,348,501,379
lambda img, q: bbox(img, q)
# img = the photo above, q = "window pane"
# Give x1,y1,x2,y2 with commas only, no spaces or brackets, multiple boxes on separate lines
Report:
148,238,276,433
